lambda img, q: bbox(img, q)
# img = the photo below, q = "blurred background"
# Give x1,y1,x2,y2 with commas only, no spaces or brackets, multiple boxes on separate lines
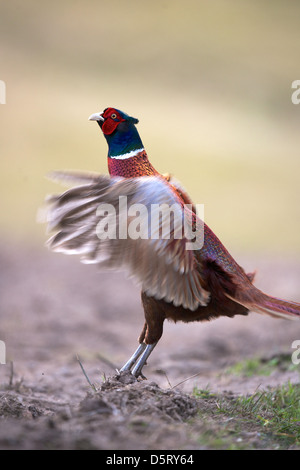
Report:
1,0,300,253
0,1,299,389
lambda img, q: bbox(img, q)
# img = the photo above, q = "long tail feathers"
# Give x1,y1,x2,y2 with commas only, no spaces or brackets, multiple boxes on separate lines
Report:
227,289,300,321
250,293,300,320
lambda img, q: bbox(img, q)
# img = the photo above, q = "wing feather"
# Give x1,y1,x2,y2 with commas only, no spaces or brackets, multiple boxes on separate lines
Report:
43,171,210,310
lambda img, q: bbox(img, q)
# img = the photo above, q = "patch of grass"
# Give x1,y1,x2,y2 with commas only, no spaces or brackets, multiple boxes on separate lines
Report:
225,354,298,377
196,428,247,450
226,357,270,377
192,387,216,400
193,381,300,449
216,382,300,448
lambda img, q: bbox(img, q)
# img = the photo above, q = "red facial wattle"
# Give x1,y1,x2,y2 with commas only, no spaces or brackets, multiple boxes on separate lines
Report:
101,109,125,135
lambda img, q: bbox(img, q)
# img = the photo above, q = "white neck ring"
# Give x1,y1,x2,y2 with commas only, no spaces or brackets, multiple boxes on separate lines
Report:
109,148,144,160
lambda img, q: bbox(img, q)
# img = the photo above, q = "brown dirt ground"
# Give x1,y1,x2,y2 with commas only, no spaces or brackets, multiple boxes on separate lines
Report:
0,240,299,450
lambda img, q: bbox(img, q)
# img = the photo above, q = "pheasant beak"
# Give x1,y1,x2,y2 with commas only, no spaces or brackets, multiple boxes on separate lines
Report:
88,112,104,122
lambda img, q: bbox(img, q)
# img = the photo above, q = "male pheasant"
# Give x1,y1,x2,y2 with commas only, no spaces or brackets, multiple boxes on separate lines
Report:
45,107,300,377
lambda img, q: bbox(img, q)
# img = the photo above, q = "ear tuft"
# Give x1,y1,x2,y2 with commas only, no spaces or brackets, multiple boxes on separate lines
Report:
129,116,139,125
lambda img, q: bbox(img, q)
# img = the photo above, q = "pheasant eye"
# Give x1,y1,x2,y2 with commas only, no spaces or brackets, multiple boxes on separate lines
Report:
111,113,117,119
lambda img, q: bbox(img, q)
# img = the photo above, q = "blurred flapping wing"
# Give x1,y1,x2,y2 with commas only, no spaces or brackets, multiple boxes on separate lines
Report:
45,171,209,310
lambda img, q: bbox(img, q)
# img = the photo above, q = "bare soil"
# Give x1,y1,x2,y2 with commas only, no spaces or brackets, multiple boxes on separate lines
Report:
0,241,299,450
